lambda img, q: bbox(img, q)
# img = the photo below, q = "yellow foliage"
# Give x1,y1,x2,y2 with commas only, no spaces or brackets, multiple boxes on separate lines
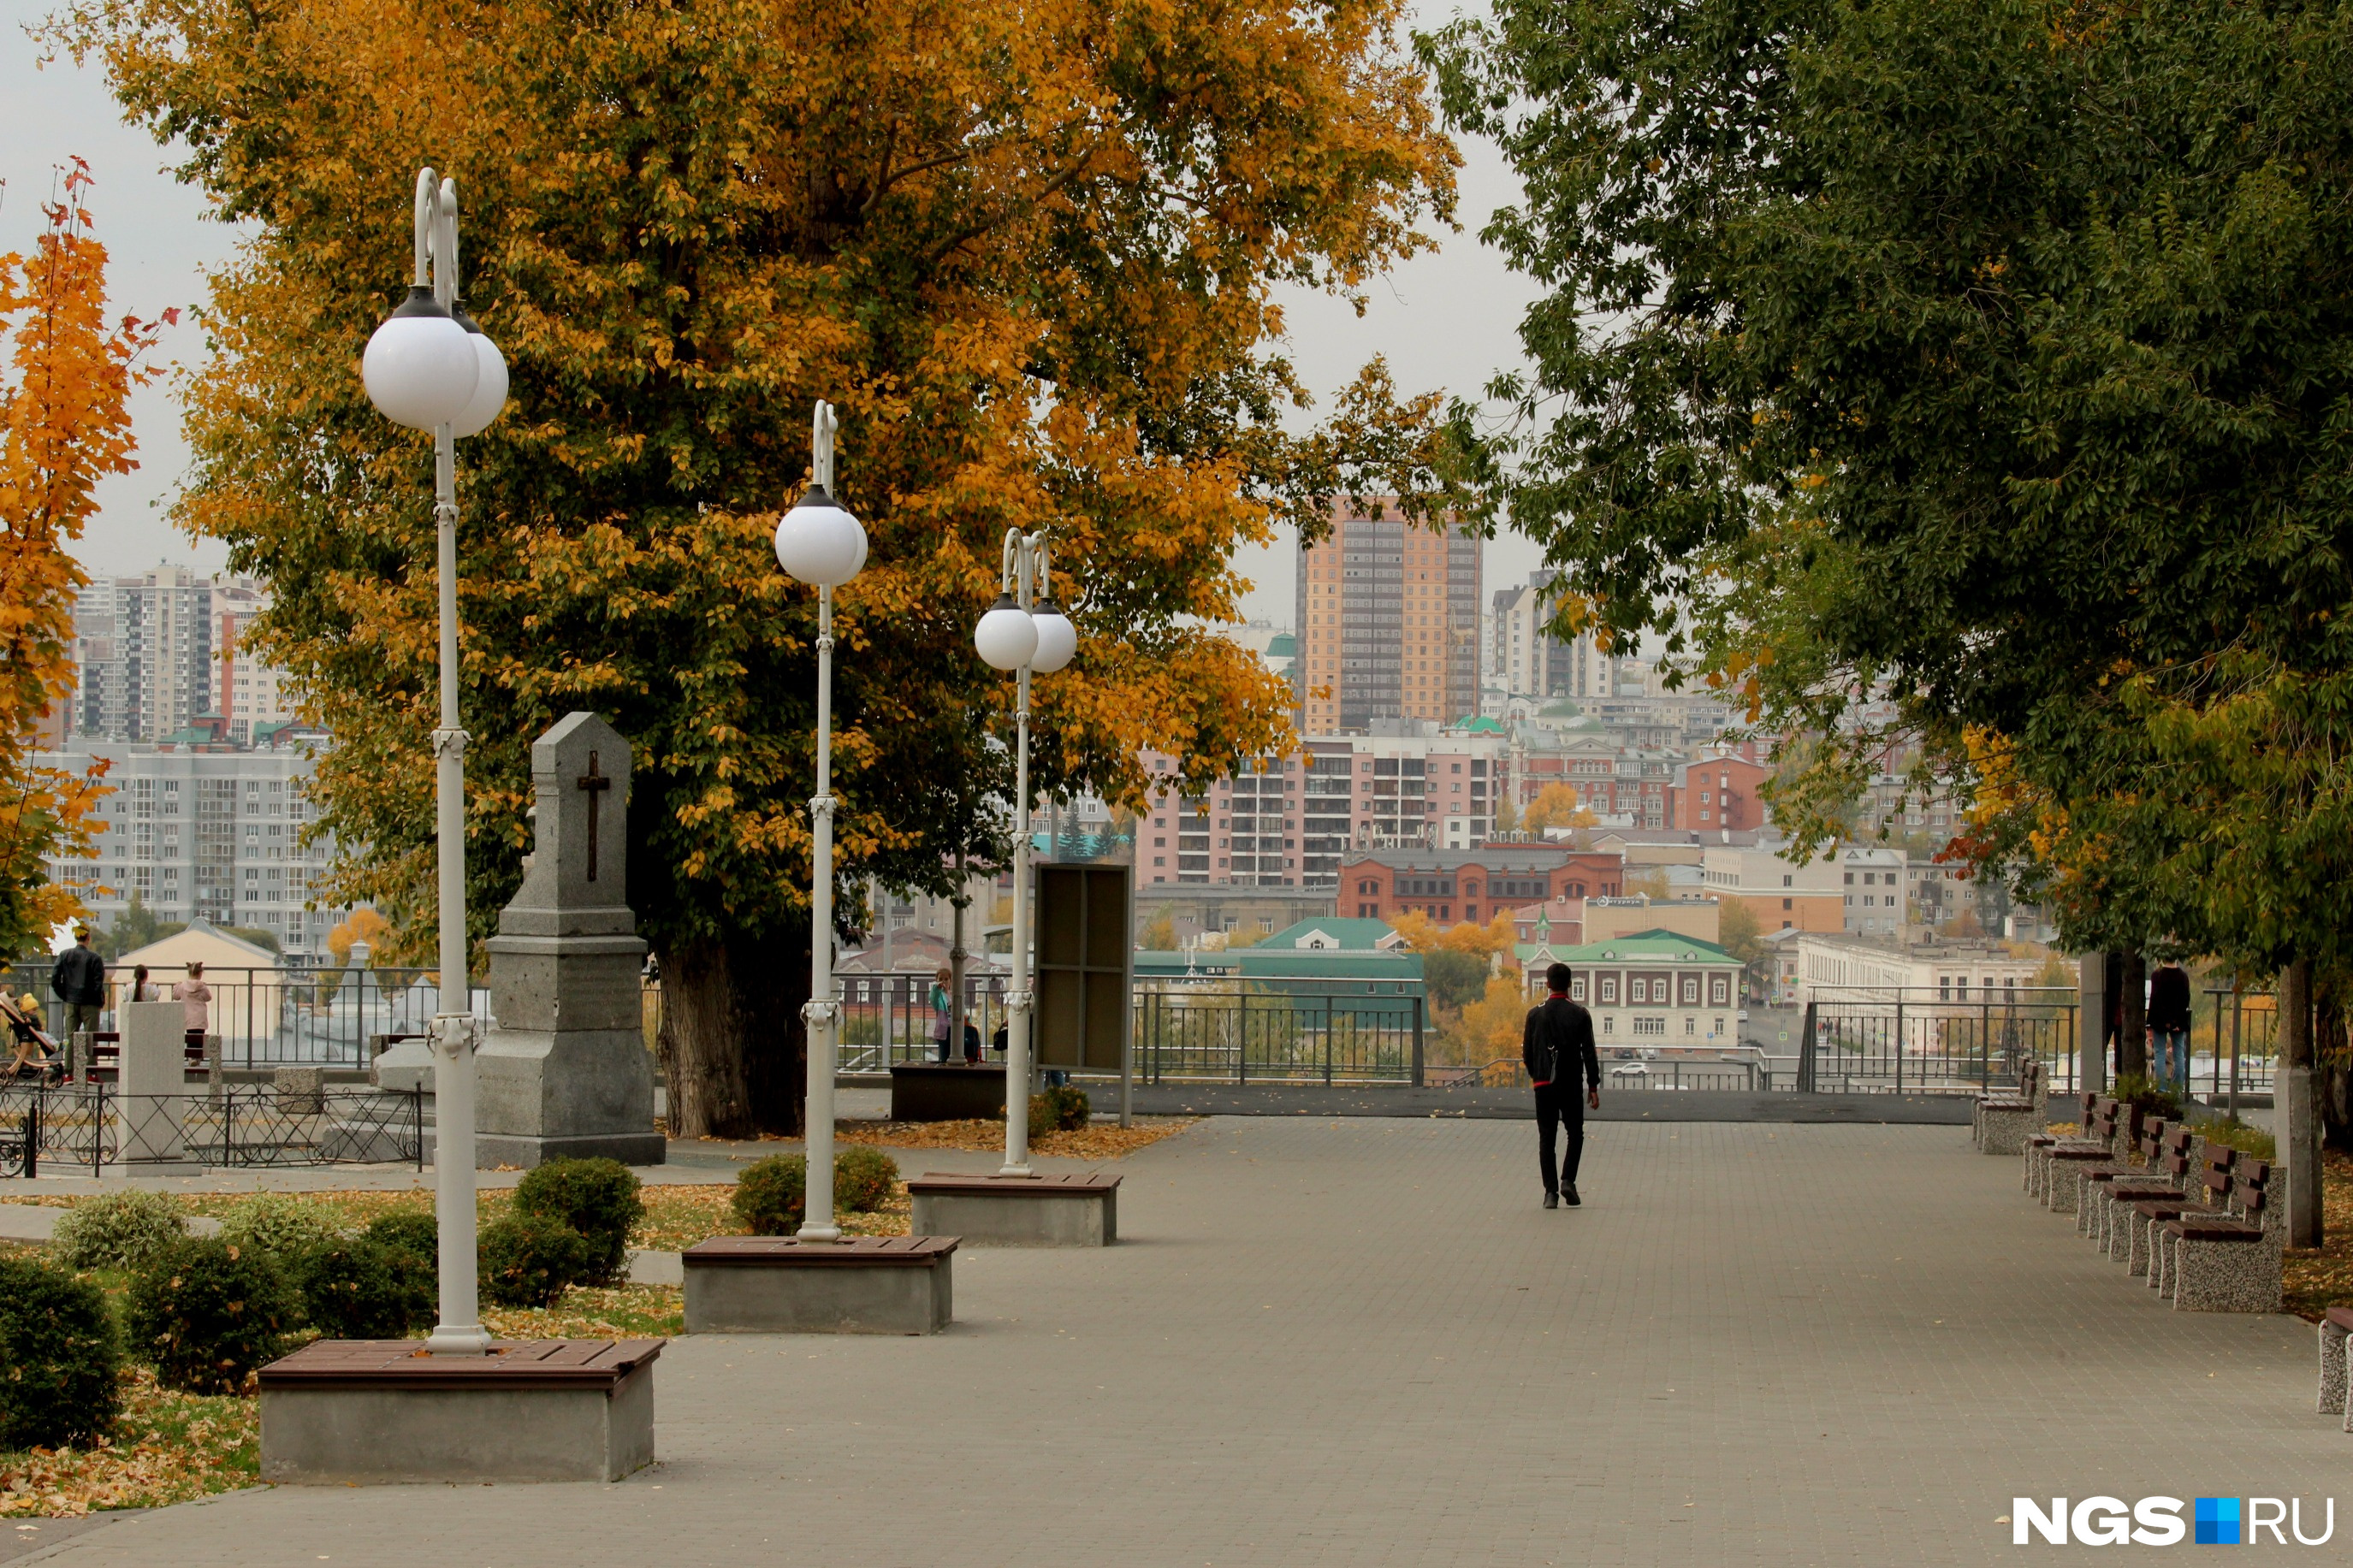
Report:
1520,782,1596,834
325,908,390,968
1389,907,1518,965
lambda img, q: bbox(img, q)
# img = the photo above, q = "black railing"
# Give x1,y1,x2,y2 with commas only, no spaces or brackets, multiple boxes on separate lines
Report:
0,1082,423,1176
1134,986,1423,1085
1799,991,2079,1095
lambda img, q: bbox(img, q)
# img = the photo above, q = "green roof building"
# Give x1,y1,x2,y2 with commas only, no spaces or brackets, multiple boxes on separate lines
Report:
1534,928,1743,1050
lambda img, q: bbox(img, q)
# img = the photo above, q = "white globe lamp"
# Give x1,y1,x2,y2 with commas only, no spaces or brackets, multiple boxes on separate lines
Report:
448,304,508,439
1028,601,1077,673
773,484,868,587
363,286,479,430
975,594,1038,671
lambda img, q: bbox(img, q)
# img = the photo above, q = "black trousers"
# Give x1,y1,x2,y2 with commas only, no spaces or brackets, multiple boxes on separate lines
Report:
1535,1082,1585,1193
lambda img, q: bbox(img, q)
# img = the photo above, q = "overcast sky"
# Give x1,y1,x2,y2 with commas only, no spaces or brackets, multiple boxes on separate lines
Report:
2,0,1555,623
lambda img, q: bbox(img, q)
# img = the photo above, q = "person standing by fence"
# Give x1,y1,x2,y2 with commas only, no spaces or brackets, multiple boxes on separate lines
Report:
930,965,954,1063
2148,957,2192,1092
50,926,105,1043
1524,962,1601,1209
173,962,214,1058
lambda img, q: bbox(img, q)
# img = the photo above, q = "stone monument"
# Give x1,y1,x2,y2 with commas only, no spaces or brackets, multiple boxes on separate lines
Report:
473,712,663,1168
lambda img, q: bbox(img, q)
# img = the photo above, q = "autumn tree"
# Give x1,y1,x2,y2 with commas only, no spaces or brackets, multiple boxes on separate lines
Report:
71,0,1467,1133
1519,782,1591,835
0,163,160,956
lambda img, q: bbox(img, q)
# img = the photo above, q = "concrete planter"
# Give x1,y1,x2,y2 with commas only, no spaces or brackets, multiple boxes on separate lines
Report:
258,1339,661,1484
683,1235,957,1334
887,1064,1005,1122
907,1172,1120,1247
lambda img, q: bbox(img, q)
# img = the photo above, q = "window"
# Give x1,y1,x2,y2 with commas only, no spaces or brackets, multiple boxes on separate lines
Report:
1599,977,1618,1003
1709,976,1729,1006
1782,898,1793,910
1633,1015,1665,1036
1684,1016,1696,1035
1679,976,1699,1005
1629,978,1646,1003
1569,979,1586,1002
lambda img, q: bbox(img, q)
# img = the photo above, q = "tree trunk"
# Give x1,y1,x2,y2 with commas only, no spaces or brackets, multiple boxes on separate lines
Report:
2117,950,2148,1079
655,924,813,1140
2314,972,2352,1153
2280,957,2321,1247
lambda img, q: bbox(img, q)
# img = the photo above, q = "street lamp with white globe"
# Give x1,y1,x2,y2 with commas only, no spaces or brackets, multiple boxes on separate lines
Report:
975,529,1075,1175
360,168,508,1356
773,401,867,1240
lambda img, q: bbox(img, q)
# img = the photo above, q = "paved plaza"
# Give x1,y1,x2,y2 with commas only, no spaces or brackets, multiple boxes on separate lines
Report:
19,1115,2349,1566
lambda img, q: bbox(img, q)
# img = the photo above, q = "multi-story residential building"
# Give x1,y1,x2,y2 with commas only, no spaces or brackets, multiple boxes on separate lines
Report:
1698,842,1847,935
1667,754,1773,833
1788,932,2048,1004
215,583,297,745
1549,930,1745,1049
40,734,353,958
1294,501,1480,732
1337,846,1624,926
1837,845,1908,937
68,568,296,746
1487,571,1616,703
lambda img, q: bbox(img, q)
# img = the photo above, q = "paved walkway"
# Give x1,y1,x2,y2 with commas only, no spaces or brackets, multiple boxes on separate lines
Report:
25,1118,2349,1566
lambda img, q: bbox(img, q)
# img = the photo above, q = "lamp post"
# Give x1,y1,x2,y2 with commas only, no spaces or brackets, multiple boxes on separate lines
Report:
773,401,868,1240
974,530,1076,1175
360,168,508,1355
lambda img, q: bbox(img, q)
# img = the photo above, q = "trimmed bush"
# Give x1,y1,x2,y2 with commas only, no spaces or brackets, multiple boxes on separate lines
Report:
513,1158,643,1285
478,1213,590,1309
294,1236,432,1340
365,1210,438,1269
731,1155,806,1236
0,1254,122,1449
834,1146,900,1214
51,1189,187,1272
217,1194,347,1260
1028,1084,1090,1138
126,1236,302,1394
2112,1073,2184,1123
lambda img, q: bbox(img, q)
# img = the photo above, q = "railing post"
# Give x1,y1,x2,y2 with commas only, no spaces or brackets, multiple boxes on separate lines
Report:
92,1082,104,1178
415,1086,426,1172
1980,1003,1990,1092
1798,1002,1817,1093
25,1088,39,1180
1411,996,1425,1088
1893,999,1904,1094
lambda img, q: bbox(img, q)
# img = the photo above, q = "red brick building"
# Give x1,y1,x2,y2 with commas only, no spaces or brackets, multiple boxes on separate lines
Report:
1338,848,1625,926
1668,755,1772,833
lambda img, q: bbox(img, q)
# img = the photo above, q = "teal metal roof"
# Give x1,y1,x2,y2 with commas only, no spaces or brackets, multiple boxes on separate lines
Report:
1541,928,1740,965
1256,917,1395,950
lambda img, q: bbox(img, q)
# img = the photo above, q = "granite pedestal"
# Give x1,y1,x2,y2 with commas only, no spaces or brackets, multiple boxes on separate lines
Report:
888,1063,1006,1122
907,1171,1119,1246
117,999,200,1174
258,1338,661,1483
683,1235,956,1334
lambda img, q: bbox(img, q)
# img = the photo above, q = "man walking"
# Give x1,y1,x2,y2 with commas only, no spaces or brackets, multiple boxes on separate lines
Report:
1523,961,1601,1208
50,926,105,1044
2148,956,2193,1092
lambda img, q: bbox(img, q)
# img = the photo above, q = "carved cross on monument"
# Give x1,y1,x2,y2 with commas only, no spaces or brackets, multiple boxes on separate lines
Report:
577,751,611,882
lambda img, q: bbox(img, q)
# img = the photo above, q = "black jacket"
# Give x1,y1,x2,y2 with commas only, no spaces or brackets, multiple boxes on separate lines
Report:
50,945,104,1007
2147,965,2193,1033
1522,996,1600,1092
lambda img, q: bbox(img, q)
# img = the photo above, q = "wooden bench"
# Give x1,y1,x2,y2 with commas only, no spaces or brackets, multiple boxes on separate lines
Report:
2089,1124,2196,1264
2041,1098,2128,1214
2317,1307,2353,1432
681,1234,957,1334
2161,1157,2280,1313
2024,1092,2101,1198
2077,1116,2178,1251
1974,1060,2045,1156
906,1171,1120,1247
2121,1137,2223,1281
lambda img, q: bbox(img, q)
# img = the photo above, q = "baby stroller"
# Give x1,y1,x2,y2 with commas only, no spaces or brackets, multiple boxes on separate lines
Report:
2,992,65,1085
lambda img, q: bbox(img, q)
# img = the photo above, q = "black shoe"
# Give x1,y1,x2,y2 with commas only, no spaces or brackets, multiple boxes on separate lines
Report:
1563,1185,1580,1206
1542,1191,1558,1209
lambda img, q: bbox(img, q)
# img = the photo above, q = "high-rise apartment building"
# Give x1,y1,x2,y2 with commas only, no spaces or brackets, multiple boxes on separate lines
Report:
1294,503,1480,733
68,568,294,743
1489,570,1616,702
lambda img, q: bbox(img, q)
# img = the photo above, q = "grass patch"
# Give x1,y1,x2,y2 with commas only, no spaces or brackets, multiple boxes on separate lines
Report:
0,1367,257,1517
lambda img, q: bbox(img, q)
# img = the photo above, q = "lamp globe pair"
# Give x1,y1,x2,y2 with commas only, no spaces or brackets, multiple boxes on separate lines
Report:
361,286,507,436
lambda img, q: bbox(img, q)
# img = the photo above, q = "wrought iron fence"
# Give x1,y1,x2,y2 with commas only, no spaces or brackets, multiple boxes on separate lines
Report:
833,971,1014,1072
7,961,481,1070
1134,986,1423,1085
0,1082,424,1177
1800,990,2078,1095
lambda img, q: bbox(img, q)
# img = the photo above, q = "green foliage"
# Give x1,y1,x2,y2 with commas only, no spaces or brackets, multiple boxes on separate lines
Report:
2196,1115,2278,1163
293,1236,431,1340
2110,1074,2184,1124
126,1236,301,1394
1029,1084,1090,1137
833,1146,900,1214
1423,949,1490,1013
731,1155,807,1237
96,891,185,962
216,1194,347,1260
477,1213,590,1309
51,1188,187,1271
221,925,282,955
0,1254,122,1449
513,1157,644,1286
365,1210,437,1269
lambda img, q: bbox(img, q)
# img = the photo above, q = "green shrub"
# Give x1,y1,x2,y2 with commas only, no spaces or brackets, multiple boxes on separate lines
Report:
513,1158,643,1286
2197,1115,2278,1163
477,1213,590,1309
126,1236,302,1394
834,1146,900,1213
216,1194,347,1260
365,1210,438,1269
1028,1084,1090,1138
51,1189,187,1271
294,1237,432,1340
0,1254,122,1449
731,1155,807,1236
2111,1073,2184,1122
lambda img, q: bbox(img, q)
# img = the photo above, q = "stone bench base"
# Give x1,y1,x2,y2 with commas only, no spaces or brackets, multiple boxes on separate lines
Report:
907,1172,1120,1246
683,1235,956,1334
889,1064,1006,1122
2317,1309,2353,1429
258,1339,661,1484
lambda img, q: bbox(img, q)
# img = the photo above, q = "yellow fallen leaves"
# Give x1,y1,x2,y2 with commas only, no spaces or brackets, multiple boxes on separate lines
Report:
835,1117,1198,1161
0,1368,257,1518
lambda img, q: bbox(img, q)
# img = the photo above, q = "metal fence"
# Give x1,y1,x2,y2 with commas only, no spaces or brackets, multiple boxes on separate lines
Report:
1800,991,2078,1094
6,962,471,1070
0,1082,424,1177
834,971,1014,1072
1134,986,1423,1085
